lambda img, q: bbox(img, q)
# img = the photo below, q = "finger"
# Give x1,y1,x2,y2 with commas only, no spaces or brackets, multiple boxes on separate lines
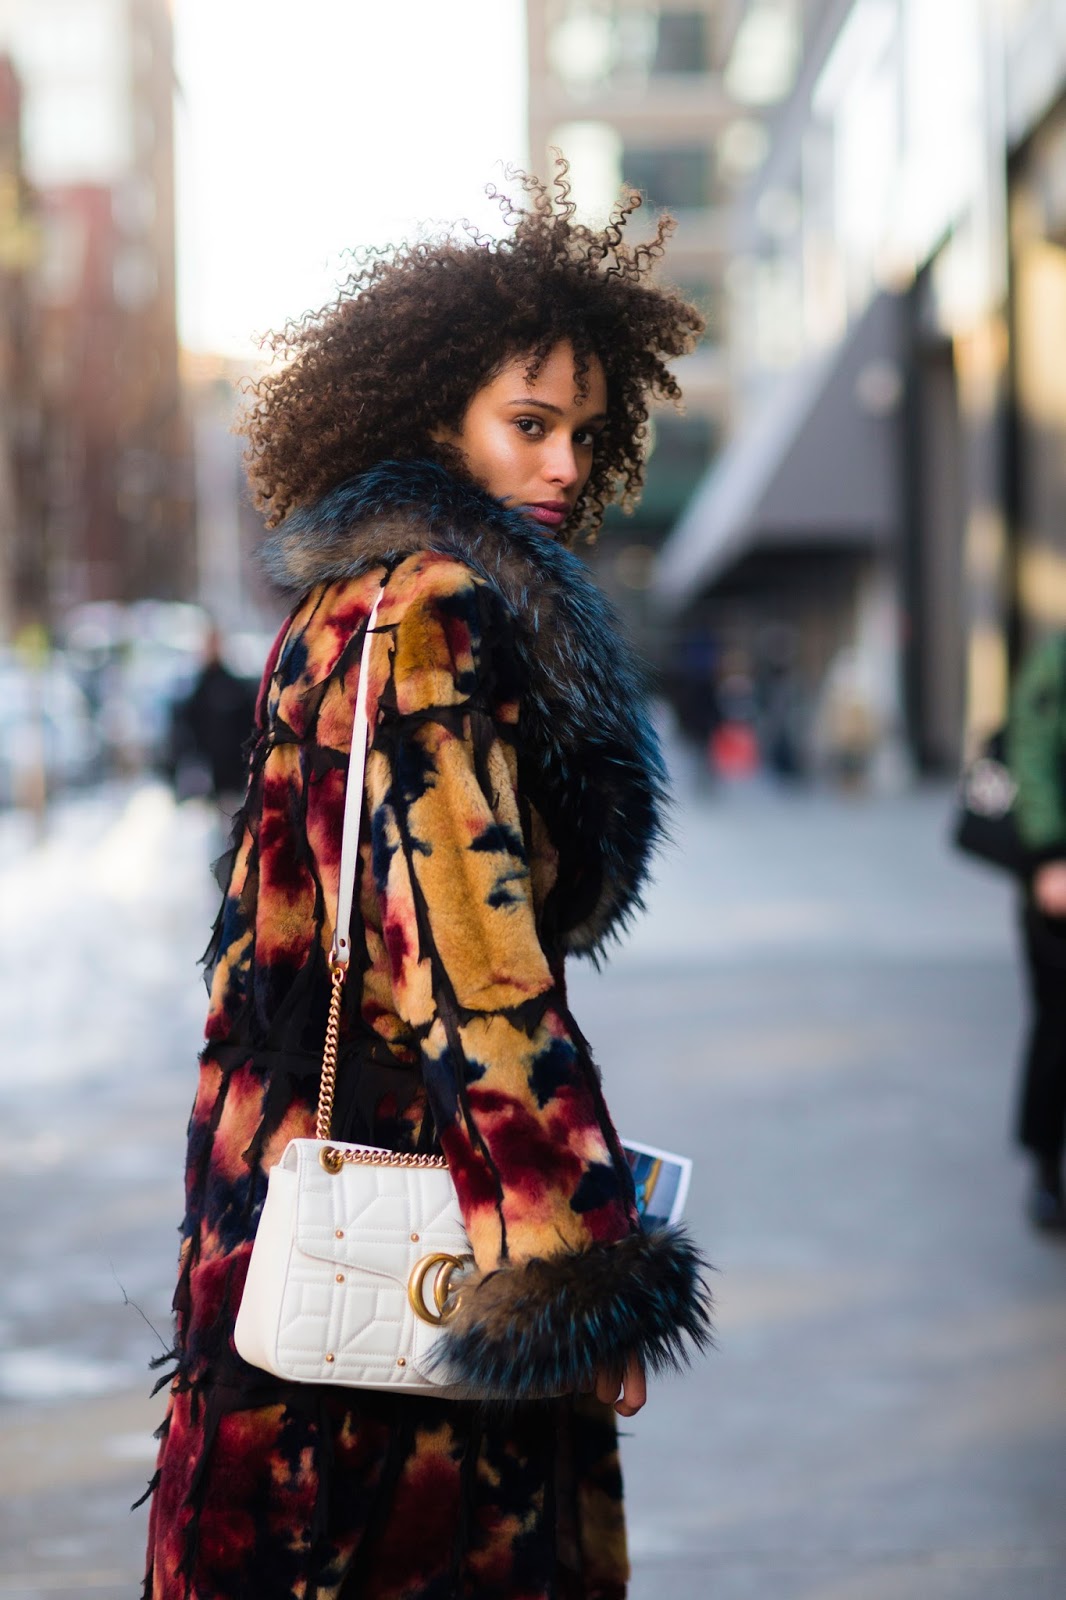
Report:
594,1367,622,1406
614,1355,647,1418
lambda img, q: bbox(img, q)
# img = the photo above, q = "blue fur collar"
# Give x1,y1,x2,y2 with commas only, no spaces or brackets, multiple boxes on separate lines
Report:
261,458,667,956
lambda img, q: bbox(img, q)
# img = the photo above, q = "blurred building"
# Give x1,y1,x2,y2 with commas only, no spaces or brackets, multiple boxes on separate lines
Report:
527,0,755,644
656,0,1066,777
0,0,192,628
183,350,282,638
0,52,45,639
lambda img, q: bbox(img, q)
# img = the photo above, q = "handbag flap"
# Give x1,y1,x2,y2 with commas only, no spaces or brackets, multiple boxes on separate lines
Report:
283,1139,469,1282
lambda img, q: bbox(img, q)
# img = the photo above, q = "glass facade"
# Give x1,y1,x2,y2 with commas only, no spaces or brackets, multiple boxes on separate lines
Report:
610,413,716,522
0,0,132,184
623,143,713,210
547,2,712,91
652,11,708,74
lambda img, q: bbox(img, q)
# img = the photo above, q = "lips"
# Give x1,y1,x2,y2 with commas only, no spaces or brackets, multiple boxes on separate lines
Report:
525,502,570,529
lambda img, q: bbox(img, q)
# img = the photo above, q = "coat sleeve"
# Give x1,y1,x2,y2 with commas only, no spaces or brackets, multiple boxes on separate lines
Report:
355,562,710,1398
1008,635,1066,868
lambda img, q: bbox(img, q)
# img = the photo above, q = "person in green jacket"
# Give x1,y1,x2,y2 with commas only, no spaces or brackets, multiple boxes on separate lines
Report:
1007,632,1066,1231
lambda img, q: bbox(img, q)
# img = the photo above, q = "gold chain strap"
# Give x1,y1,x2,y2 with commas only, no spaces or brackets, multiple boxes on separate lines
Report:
320,1145,450,1174
315,956,448,1173
314,960,347,1143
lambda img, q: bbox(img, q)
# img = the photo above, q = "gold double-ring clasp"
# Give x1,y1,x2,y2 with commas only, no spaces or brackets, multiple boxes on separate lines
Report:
407,1252,472,1326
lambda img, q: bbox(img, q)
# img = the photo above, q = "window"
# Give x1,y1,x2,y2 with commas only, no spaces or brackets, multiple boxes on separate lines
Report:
547,4,711,90
637,414,716,520
623,144,712,210
653,11,708,74
724,0,800,105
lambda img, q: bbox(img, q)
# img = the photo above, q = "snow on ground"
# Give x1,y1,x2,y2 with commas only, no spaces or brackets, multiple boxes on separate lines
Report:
0,782,219,1096
0,783,222,1408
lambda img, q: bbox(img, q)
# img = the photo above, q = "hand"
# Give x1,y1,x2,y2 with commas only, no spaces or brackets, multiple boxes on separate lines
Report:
1034,861,1066,917
592,1353,646,1417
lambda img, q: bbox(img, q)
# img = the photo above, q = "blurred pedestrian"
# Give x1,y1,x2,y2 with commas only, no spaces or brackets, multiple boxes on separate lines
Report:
166,626,257,819
663,629,720,794
142,164,711,1599
1007,631,1066,1232
708,653,760,780
756,624,806,781
813,647,878,789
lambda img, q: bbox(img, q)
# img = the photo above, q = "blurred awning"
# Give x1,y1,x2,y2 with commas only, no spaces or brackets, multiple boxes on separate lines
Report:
654,291,904,611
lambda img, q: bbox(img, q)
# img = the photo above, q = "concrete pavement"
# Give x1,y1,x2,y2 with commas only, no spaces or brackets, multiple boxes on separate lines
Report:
0,776,1063,1598
570,777,1066,1599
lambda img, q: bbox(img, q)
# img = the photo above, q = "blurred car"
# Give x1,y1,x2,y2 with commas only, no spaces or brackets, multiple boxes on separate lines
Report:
63,599,210,772
61,602,277,778
0,650,104,807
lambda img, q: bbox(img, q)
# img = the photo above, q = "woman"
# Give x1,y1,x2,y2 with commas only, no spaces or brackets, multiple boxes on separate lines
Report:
143,168,711,1599
1008,631,1066,1231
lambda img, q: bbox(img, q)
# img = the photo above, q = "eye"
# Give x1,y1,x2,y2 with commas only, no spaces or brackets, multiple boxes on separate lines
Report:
574,427,599,448
514,416,544,438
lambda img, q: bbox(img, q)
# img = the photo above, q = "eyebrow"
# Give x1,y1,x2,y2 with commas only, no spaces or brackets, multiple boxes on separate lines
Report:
507,397,608,423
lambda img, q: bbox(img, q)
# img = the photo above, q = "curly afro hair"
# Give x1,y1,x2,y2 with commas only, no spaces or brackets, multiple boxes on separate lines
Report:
240,162,705,542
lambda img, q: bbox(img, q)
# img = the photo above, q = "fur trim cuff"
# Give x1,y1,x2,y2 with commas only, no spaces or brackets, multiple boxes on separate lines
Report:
434,1227,713,1401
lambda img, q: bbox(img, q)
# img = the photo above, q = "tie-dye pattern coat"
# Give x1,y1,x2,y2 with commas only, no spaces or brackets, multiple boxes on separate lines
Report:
143,460,710,1599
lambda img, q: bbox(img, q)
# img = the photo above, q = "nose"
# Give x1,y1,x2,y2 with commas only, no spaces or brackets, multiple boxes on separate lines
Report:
543,434,580,494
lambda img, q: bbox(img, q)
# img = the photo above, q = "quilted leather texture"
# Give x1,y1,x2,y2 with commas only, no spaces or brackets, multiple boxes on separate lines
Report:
236,1139,473,1394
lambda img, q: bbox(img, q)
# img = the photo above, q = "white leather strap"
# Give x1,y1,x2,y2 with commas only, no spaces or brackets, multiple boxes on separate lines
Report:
331,585,385,968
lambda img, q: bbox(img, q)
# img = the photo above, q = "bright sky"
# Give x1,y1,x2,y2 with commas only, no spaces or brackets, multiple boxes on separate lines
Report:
173,1,529,358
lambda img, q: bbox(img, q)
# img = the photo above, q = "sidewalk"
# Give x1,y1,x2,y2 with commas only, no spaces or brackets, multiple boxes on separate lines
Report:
0,785,213,1597
0,777,1063,1598
569,777,1066,1599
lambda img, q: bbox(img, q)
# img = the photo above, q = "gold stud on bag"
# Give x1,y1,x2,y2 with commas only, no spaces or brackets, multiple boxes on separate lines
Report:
233,583,478,1396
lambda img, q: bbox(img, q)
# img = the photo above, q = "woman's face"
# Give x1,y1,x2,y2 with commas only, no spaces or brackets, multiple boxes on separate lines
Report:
440,341,608,535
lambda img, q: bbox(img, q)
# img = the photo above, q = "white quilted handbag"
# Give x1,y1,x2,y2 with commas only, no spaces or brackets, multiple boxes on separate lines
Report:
234,585,474,1395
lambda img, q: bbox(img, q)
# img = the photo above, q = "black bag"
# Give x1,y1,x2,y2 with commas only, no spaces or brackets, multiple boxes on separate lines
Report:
952,729,1025,874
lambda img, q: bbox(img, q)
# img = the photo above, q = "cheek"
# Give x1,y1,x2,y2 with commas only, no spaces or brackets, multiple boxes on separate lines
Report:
462,423,524,497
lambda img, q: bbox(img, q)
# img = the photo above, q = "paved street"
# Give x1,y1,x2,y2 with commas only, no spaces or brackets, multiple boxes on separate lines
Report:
1,771,1064,1598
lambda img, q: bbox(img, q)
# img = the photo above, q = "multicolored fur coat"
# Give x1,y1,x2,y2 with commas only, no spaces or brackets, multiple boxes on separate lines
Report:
143,460,711,1599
